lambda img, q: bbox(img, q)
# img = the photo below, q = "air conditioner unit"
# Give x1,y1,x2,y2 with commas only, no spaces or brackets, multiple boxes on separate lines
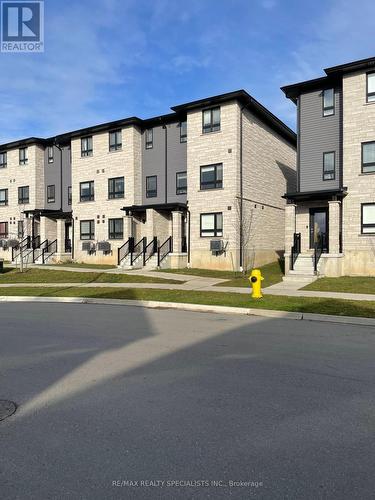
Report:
8,239,19,248
0,239,8,249
97,241,111,253
82,241,95,253
210,239,224,253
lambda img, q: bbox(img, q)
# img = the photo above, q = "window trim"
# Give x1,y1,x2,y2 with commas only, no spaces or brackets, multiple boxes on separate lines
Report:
361,203,375,234
145,129,153,150
146,175,157,198
17,220,24,239
0,151,7,168
200,212,223,238
18,185,29,205
109,129,122,152
361,141,375,174
19,147,28,165
322,88,335,117
366,72,375,103
180,121,187,143
176,171,187,195
80,219,95,240
0,221,8,239
202,107,221,134
81,136,93,157
0,188,8,206
108,176,125,199
200,163,223,190
108,218,124,240
322,151,336,181
47,146,54,163
79,181,95,202
47,184,55,204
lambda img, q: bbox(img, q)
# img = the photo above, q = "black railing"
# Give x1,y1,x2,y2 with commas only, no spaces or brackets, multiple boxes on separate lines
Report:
290,233,301,271
313,232,327,273
12,236,31,261
181,236,187,253
32,235,40,250
42,239,57,264
158,236,172,267
131,237,146,266
33,239,48,263
117,237,134,265
143,237,158,266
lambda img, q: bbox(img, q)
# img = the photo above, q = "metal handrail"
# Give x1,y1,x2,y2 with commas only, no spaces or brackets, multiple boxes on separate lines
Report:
33,239,48,263
117,237,134,265
12,236,30,261
143,237,157,266
130,237,146,266
157,236,172,267
313,232,327,274
42,239,57,264
290,233,301,270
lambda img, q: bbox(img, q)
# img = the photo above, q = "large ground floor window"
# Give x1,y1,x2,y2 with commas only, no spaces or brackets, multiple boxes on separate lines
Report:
361,203,375,234
200,212,223,237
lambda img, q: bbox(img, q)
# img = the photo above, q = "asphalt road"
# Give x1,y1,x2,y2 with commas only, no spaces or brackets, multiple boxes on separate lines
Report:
1,303,375,499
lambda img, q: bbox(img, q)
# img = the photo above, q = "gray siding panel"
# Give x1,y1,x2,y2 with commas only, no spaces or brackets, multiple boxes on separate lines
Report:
43,145,72,212
299,88,341,192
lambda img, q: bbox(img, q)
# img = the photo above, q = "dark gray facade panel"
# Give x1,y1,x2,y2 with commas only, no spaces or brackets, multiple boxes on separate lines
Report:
43,145,72,213
141,122,187,205
299,88,341,192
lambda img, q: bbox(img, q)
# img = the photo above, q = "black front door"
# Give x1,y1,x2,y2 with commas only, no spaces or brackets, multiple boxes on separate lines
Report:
309,208,329,252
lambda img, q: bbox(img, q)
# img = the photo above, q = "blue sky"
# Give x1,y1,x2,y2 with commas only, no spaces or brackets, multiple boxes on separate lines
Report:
1,0,374,143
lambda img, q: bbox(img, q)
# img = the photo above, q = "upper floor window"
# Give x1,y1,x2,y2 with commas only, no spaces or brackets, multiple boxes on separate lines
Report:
323,152,335,181
200,212,223,237
176,171,187,195
108,218,124,240
18,221,24,239
80,181,94,202
145,129,153,149
48,146,54,163
362,141,375,173
0,188,8,206
362,204,375,234
108,177,124,199
68,186,72,205
367,73,375,103
19,147,28,165
146,175,157,198
109,130,122,151
0,222,8,239
0,152,7,168
47,185,55,203
322,89,334,116
18,185,29,204
200,163,223,190
202,107,220,133
180,121,187,143
81,136,93,157
80,220,94,240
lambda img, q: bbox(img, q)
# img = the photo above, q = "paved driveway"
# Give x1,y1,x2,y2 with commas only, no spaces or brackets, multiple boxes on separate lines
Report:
1,303,375,499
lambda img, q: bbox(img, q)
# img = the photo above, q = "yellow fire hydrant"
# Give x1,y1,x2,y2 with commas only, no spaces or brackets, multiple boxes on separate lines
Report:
249,269,264,299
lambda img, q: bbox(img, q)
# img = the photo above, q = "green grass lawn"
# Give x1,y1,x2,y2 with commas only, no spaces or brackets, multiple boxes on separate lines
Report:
45,262,116,270
0,268,182,284
160,261,284,288
304,276,375,294
0,286,374,318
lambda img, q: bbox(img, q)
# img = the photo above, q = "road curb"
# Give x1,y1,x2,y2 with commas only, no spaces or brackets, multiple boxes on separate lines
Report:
1,295,374,327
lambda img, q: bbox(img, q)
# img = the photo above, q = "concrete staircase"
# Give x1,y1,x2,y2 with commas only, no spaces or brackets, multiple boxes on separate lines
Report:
283,253,318,285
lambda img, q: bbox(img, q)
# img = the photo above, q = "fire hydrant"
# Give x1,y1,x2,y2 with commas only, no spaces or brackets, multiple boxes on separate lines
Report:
249,269,264,299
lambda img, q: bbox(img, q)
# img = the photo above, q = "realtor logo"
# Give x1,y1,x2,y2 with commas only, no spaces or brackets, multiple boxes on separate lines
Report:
1,0,44,52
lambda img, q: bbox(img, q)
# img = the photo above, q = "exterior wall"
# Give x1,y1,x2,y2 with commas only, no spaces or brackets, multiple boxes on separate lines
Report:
342,70,375,276
141,122,187,206
299,88,341,192
71,126,140,264
242,108,296,269
43,144,72,212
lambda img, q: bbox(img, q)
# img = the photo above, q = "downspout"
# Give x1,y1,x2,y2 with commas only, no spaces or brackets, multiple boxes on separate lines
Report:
54,142,64,212
187,205,191,267
162,124,168,204
239,106,244,273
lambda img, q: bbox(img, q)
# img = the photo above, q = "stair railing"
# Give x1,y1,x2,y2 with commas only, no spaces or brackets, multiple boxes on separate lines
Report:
33,239,48,263
157,236,172,267
143,237,158,266
313,232,327,274
12,236,31,261
130,237,146,266
117,237,134,265
42,239,57,264
290,233,301,271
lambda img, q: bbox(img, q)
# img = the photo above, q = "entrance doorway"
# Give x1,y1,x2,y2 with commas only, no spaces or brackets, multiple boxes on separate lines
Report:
309,208,329,252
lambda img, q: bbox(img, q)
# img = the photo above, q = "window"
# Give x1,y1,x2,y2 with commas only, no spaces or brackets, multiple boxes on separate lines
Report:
47,185,55,203
0,188,8,206
18,221,24,239
362,204,375,234
200,163,223,190
0,152,7,168
176,171,187,195
80,181,94,202
109,130,122,151
180,121,187,143
80,220,94,240
146,175,157,198
200,213,223,237
48,146,54,163
108,177,124,199
362,142,375,173
367,73,375,103
18,186,29,204
145,129,153,149
323,89,334,116
19,147,28,165
108,218,124,240
81,136,93,157
323,152,335,181
202,107,220,133
0,222,8,239
68,186,72,205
